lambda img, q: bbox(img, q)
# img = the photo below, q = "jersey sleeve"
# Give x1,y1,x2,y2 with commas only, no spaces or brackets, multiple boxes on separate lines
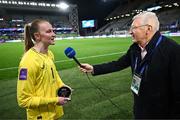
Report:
17,57,59,109
56,71,65,88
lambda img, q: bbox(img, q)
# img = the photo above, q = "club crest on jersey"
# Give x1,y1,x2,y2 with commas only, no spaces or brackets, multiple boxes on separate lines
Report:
19,68,27,80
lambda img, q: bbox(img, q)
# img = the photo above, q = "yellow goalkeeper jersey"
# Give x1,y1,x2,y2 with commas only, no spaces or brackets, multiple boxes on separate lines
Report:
17,48,64,120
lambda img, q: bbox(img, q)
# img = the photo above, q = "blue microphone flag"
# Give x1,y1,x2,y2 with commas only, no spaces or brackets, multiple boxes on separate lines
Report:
64,47,82,67
64,47,76,58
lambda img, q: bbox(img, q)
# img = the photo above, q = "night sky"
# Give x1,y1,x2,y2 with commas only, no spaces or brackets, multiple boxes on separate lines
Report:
16,0,122,33
23,0,122,32
63,0,121,28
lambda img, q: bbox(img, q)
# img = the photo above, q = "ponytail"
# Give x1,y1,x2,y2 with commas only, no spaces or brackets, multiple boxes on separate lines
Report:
24,24,34,52
24,19,48,52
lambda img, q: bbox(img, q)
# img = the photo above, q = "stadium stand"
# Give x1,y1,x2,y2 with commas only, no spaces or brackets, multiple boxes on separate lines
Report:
158,8,180,32
0,0,78,41
95,17,131,35
96,0,180,36
0,0,179,39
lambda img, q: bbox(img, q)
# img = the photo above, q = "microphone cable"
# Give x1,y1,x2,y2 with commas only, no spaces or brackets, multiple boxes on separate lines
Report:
64,47,127,111
85,72,122,111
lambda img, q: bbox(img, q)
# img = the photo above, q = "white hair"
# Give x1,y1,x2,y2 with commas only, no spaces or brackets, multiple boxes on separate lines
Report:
133,11,159,32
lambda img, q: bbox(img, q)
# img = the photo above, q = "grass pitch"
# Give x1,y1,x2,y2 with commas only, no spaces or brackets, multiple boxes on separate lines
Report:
0,36,179,119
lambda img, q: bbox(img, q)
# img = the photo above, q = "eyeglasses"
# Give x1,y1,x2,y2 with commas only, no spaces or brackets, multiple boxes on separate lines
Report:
129,24,150,31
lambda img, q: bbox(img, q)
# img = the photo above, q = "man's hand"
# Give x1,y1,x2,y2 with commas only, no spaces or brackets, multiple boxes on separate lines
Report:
79,63,94,73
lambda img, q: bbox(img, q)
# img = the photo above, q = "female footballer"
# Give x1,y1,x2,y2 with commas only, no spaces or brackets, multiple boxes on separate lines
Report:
17,19,71,120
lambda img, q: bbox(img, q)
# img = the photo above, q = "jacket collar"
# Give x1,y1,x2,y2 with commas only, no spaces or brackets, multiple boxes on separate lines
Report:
145,31,161,53
131,31,162,66
132,31,161,52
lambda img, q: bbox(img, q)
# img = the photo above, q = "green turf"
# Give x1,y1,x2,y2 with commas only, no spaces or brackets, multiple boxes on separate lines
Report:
0,36,179,119
0,67,133,119
0,37,131,80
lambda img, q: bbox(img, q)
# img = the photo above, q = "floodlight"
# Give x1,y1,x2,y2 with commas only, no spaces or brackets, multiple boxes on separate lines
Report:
51,4,56,7
125,14,130,16
57,2,69,10
173,3,179,7
147,6,162,11
46,3,50,7
164,5,169,7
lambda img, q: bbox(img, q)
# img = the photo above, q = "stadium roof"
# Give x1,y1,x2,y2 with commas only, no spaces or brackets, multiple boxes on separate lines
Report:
1,0,178,29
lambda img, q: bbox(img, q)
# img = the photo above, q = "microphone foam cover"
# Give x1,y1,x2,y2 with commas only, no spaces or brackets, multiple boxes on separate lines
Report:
64,47,76,58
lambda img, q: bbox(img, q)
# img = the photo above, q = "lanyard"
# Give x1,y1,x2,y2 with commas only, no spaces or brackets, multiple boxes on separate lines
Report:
134,35,163,75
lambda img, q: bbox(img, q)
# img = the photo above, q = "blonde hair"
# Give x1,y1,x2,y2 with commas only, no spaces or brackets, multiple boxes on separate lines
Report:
24,19,48,52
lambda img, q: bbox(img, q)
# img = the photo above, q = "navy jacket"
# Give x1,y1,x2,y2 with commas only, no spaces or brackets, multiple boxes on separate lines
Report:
93,32,180,119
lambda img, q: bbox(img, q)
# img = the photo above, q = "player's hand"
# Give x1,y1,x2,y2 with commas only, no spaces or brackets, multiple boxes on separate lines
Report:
79,63,94,73
57,97,71,106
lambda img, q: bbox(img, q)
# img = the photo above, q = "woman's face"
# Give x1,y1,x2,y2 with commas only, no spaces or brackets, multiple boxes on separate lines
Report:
35,21,56,46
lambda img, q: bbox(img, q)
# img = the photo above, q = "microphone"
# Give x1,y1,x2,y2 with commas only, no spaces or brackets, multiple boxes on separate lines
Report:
64,47,83,67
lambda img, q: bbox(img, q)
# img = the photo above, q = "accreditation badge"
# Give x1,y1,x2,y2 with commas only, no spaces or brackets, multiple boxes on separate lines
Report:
131,73,142,95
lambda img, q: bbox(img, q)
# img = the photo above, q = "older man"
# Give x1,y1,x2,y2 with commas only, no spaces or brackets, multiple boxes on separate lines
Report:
79,11,180,118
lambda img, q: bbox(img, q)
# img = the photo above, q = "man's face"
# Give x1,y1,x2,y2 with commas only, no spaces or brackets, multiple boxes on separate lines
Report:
129,18,148,44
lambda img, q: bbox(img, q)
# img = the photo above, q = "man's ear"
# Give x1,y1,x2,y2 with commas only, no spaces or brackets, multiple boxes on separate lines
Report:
148,25,152,31
34,32,40,41
146,25,152,35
